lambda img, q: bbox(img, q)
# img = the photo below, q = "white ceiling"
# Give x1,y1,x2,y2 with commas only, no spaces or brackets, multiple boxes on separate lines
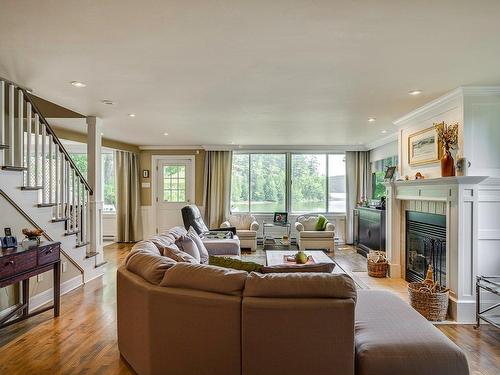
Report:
1,0,500,147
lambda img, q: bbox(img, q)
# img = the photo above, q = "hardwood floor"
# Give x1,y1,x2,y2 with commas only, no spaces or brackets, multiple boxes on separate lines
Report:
0,243,498,374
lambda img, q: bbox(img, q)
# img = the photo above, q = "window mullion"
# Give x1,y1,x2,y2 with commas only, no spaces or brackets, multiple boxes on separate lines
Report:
248,153,252,213
326,154,329,213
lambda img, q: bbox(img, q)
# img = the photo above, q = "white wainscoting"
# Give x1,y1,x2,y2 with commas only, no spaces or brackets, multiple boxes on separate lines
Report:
102,213,117,240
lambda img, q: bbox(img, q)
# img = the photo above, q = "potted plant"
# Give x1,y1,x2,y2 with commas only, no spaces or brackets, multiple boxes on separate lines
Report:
434,121,459,177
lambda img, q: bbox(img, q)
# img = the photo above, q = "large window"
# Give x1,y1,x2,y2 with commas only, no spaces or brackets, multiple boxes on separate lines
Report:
69,152,116,213
291,154,326,212
231,153,286,213
371,156,398,199
230,152,345,213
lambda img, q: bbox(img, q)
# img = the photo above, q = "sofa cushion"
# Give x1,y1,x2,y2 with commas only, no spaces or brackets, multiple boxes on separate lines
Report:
227,214,257,230
125,250,177,285
299,230,335,238
125,240,162,264
244,272,357,300
209,255,263,273
355,290,469,375
160,262,248,296
163,244,199,264
235,229,257,238
261,262,335,274
175,235,201,262
297,216,320,231
187,226,209,264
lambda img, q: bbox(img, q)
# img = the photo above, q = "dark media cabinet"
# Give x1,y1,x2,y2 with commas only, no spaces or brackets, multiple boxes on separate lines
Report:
355,207,386,257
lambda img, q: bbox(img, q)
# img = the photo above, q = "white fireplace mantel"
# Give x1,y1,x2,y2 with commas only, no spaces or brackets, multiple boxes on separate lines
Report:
384,176,491,323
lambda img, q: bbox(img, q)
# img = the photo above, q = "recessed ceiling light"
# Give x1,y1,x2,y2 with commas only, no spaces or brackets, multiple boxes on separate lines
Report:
128,113,136,117
101,99,114,105
368,117,376,122
70,81,86,88
409,89,422,96
163,132,169,136
381,130,388,134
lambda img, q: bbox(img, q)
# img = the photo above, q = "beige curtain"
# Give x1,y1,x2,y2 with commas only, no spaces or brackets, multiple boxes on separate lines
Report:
115,151,143,242
204,150,232,229
345,151,372,244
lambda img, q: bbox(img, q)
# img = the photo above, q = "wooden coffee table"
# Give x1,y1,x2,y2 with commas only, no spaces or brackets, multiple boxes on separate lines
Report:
266,250,339,273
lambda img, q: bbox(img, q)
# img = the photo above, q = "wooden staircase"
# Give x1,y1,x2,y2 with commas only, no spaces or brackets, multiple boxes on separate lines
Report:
0,77,102,283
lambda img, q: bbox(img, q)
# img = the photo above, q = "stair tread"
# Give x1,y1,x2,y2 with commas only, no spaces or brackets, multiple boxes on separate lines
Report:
21,186,43,191
2,165,27,171
37,203,57,208
65,230,80,236
86,251,100,259
51,217,69,222
76,241,90,248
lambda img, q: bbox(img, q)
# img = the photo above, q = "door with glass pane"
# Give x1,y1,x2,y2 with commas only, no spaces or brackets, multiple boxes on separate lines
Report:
156,158,194,233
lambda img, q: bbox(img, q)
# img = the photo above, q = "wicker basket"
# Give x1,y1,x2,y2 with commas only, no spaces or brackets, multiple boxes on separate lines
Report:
408,282,449,321
367,259,388,278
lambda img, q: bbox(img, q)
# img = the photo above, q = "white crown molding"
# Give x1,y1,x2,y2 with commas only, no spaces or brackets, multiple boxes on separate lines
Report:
232,144,367,152
393,87,463,127
139,145,204,150
365,132,398,151
393,86,500,127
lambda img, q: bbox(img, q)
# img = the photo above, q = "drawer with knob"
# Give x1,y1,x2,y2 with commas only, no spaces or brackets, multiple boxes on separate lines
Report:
38,244,60,266
0,250,37,280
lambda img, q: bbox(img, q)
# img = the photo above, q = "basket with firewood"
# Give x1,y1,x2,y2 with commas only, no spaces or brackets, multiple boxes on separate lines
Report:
408,265,449,321
367,251,388,278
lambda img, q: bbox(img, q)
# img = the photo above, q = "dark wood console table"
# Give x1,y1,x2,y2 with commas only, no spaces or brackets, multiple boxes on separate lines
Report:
0,241,61,328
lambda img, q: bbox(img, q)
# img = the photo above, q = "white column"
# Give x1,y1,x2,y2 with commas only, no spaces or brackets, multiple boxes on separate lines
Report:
385,182,402,278
86,116,104,264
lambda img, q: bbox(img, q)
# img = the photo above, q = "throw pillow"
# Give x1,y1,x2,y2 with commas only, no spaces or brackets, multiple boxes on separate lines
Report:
209,255,263,273
163,244,199,264
315,214,328,231
187,226,209,264
175,235,201,263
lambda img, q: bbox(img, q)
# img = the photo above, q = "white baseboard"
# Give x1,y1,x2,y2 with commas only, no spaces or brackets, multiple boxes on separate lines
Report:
29,275,83,313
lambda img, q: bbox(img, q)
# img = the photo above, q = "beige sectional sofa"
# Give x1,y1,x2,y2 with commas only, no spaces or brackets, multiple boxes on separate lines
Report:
117,227,469,375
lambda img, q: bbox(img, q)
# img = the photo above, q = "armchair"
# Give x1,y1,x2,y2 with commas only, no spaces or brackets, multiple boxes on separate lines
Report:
295,215,335,253
221,214,259,251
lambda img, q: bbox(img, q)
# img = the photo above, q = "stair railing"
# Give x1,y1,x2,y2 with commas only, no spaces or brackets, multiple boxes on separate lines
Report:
0,78,93,250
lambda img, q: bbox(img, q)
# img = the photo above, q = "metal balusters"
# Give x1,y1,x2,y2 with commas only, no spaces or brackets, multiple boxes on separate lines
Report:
8,84,14,164
26,102,32,185
17,89,23,167
34,114,40,187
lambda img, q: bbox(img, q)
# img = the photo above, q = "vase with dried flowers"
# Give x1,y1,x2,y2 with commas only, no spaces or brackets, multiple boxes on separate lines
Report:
434,121,459,177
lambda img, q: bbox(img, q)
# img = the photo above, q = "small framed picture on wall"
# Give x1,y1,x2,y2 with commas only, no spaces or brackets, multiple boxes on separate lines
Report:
142,170,150,178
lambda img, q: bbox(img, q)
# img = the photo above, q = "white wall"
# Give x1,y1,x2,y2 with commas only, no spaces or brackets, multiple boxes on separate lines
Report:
394,87,500,180
370,140,398,163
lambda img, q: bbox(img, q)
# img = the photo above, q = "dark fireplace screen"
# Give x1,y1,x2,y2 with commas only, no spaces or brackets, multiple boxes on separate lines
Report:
406,211,446,287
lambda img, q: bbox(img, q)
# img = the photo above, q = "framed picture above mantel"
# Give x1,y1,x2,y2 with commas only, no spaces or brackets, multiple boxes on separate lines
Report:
408,126,442,166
